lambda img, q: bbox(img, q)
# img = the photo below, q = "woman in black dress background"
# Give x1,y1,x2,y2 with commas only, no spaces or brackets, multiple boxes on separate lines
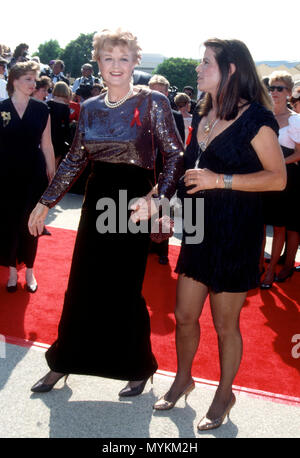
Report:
0,61,55,292
153,39,286,431
260,72,300,288
28,29,184,396
47,81,71,169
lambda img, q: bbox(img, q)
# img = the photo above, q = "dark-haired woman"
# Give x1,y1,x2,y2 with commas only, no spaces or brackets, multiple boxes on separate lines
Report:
153,39,287,431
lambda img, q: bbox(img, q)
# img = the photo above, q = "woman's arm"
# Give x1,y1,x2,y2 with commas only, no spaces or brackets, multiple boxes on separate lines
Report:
185,126,287,193
28,106,88,235
40,116,56,182
284,142,300,164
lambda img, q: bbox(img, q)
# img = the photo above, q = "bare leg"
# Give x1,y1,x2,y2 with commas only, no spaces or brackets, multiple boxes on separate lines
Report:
163,274,208,402
206,290,247,419
261,226,285,285
276,230,300,279
259,225,267,273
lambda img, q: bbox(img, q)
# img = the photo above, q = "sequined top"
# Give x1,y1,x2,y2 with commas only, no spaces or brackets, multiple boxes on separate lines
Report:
40,88,184,208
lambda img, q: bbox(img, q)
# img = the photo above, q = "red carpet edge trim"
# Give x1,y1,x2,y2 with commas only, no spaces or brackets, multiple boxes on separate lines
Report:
3,334,300,407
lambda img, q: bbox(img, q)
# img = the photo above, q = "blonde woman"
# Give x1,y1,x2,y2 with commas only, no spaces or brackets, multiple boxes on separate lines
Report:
29,29,184,395
0,61,55,292
260,72,300,288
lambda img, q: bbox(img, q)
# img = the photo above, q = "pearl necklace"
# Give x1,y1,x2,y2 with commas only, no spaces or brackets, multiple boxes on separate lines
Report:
104,84,134,109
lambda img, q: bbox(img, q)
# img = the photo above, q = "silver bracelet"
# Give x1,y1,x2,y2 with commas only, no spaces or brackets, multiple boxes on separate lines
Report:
223,174,233,189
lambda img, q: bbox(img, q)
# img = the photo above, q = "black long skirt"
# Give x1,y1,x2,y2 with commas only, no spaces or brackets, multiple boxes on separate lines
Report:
46,162,158,381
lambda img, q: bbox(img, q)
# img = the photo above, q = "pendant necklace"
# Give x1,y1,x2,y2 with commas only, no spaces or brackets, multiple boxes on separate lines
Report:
104,84,134,109
198,118,219,152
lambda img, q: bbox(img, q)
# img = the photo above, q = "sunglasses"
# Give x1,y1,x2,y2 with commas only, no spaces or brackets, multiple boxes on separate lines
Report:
269,86,288,93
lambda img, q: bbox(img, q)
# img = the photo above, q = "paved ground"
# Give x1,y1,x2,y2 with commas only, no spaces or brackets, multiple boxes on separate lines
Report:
0,192,299,442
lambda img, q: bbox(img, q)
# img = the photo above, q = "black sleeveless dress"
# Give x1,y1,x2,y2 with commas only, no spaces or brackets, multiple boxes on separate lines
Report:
175,102,279,293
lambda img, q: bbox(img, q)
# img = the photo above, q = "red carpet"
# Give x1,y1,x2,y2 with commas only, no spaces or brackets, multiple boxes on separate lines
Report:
0,227,299,401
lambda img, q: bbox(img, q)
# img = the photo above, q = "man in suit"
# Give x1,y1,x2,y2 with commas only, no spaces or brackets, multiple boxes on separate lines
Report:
148,75,185,265
50,60,70,86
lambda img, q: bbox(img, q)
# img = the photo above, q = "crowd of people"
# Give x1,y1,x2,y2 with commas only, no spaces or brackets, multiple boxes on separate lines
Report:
0,32,299,434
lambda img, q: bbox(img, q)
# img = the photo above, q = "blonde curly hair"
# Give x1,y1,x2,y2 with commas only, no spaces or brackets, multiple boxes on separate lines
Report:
92,28,142,64
268,71,294,91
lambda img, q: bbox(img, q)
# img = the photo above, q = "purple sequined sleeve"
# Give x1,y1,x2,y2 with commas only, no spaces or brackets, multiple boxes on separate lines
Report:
150,92,185,200
39,105,89,208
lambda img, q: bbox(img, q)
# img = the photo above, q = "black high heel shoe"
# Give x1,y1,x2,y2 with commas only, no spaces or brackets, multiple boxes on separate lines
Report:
119,375,154,397
31,371,69,393
275,268,294,283
26,282,38,293
6,283,18,293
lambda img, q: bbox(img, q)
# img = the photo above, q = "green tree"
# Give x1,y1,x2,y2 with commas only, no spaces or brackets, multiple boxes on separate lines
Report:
60,33,97,77
34,39,62,65
153,57,199,94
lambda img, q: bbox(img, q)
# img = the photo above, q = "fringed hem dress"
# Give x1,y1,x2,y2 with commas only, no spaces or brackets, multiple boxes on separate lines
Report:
39,89,184,380
175,102,279,293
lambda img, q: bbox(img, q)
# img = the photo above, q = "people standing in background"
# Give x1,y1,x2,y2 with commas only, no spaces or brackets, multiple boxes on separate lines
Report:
183,85,197,114
49,60,69,86
0,59,8,101
174,92,193,146
71,63,100,94
260,72,300,288
290,87,300,114
148,74,185,265
32,76,52,101
8,43,30,69
47,81,71,169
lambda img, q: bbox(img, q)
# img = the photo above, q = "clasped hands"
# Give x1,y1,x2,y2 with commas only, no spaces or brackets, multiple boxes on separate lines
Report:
130,191,159,223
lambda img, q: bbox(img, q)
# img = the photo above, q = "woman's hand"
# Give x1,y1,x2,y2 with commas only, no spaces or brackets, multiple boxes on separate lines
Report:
28,203,49,236
46,164,56,183
130,195,158,223
184,168,220,193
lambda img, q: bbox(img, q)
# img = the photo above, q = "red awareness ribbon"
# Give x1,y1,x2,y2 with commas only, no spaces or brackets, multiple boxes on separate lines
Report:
186,126,193,146
130,108,142,127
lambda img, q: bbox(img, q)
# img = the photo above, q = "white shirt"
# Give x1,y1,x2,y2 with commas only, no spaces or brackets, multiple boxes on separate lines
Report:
72,76,97,93
0,79,8,101
279,113,300,148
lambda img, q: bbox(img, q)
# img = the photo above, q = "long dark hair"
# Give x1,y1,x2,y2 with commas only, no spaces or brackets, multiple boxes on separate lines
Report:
199,38,272,120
